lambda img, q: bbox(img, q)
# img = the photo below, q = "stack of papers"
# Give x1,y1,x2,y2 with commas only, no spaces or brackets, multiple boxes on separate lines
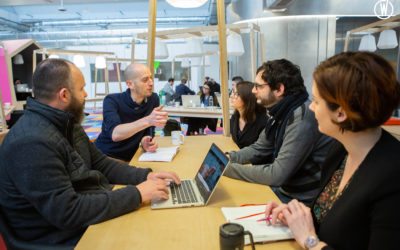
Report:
138,146,179,162
221,205,293,244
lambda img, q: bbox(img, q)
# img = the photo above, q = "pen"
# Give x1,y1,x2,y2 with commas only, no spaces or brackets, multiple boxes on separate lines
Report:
234,212,264,220
256,217,272,222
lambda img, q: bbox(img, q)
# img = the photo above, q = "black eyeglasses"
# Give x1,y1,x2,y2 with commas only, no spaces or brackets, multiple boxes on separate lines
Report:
253,83,269,90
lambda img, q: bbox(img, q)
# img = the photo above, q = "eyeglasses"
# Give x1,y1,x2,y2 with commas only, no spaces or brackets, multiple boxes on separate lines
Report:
231,92,239,99
253,83,269,90
203,87,210,90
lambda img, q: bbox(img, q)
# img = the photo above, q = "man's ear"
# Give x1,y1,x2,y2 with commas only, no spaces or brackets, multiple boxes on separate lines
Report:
274,83,285,98
334,106,347,123
58,87,70,104
126,80,134,88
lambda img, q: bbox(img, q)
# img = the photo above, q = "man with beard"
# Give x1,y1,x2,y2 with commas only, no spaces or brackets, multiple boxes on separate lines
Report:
95,63,168,162
0,59,180,247
224,59,332,206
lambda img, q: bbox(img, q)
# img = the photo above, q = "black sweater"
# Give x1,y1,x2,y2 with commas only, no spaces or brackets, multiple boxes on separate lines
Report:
230,111,267,149
314,130,400,250
0,98,151,245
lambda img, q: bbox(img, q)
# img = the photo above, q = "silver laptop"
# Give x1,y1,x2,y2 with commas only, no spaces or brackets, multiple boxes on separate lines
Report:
151,143,229,209
182,95,201,107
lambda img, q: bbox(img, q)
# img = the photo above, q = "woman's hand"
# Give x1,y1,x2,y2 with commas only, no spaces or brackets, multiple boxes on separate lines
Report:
265,201,288,225
282,199,317,248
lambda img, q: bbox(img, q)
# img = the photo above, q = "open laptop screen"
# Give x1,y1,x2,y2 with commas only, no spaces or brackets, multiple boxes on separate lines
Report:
194,143,229,203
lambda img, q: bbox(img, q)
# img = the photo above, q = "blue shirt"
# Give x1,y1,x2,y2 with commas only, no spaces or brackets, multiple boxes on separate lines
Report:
175,83,195,96
95,89,159,161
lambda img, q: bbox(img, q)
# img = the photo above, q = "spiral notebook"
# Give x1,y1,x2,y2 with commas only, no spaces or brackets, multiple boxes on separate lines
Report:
221,205,293,244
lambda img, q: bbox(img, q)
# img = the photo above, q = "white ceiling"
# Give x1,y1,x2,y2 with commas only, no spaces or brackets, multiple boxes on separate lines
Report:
0,0,215,47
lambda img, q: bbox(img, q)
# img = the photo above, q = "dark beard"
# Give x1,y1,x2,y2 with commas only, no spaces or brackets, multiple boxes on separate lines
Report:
66,94,85,124
259,91,278,108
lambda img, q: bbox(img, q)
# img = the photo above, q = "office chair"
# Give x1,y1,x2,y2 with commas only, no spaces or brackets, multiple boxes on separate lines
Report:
0,209,72,250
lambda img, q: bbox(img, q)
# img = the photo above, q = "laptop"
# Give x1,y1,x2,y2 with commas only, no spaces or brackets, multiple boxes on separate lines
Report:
151,143,229,209
182,95,201,107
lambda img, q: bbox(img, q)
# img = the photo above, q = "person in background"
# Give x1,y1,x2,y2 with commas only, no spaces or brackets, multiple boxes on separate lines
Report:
95,63,168,162
186,81,219,135
265,52,400,250
162,77,175,96
230,76,244,95
203,76,210,84
209,78,221,94
0,58,180,247
230,81,267,148
175,77,195,105
224,59,332,206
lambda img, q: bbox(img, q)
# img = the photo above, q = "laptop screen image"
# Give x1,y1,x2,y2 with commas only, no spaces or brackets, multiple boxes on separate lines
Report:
194,143,229,203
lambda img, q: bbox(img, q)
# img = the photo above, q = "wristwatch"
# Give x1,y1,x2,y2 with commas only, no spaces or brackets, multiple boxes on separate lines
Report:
304,235,319,249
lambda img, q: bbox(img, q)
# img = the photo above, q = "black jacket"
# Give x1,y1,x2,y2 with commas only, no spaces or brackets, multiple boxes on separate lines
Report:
0,98,151,245
230,111,267,149
313,130,400,250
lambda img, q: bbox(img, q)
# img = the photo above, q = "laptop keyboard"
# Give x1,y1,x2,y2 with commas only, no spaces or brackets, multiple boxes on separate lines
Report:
170,180,198,205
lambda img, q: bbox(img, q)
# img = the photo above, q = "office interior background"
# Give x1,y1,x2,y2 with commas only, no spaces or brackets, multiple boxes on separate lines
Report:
1,0,400,108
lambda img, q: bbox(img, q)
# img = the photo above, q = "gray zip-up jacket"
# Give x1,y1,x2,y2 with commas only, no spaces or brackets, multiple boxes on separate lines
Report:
224,101,333,203
0,98,151,246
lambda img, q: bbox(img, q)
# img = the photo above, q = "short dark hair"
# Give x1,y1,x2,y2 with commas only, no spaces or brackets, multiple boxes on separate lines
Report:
313,51,400,132
256,59,306,96
232,76,244,83
33,58,73,101
168,77,174,82
234,81,266,122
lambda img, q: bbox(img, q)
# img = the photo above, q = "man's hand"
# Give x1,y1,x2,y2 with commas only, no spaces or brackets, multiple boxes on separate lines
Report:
136,179,169,202
141,136,157,152
147,171,181,185
136,171,181,202
146,105,168,127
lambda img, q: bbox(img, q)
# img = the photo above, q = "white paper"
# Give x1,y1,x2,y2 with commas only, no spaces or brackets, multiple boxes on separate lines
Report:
221,205,293,244
138,146,179,162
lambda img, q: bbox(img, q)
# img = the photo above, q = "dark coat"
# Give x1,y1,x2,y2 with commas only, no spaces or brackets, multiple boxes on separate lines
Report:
0,98,151,245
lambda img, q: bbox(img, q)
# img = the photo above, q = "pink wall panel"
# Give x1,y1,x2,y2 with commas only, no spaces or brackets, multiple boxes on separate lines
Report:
0,47,12,105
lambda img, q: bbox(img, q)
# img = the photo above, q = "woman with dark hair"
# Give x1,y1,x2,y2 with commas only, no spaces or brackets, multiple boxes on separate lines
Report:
186,81,219,135
265,52,400,250
230,81,267,148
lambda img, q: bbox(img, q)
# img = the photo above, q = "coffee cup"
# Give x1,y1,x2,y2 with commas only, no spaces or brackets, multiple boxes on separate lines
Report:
219,223,255,250
175,102,180,107
171,130,184,145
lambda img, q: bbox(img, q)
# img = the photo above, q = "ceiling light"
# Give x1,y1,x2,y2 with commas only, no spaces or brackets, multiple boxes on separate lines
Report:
155,39,169,59
227,33,245,56
377,29,398,49
181,58,190,68
48,54,59,59
358,34,376,52
166,0,208,8
13,54,24,65
73,55,85,68
185,38,204,57
95,56,106,69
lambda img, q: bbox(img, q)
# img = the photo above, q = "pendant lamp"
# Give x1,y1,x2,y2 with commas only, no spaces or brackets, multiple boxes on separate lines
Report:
377,29,398,49
166,0,208,8
95,56,106,69
358,34,376,52
73,55,85,68
227,33,245,56
13,54,24,65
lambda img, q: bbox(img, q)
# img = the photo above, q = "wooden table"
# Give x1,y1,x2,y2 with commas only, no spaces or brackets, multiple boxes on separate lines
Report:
76,135,301,250
382,125,400,139
164,106,234,119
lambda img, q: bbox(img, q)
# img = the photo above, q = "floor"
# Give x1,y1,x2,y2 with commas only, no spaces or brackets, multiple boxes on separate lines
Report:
82,108,223,141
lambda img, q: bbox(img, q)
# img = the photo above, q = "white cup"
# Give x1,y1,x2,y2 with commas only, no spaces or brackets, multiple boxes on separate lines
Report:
4,102,10,109
175,102,180,107
171,130,184,145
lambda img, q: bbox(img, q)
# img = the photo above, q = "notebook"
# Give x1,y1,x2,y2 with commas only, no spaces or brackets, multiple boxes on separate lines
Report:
151,143,229,209
221,205,293,244
138,146,179,162
182,95,201,107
